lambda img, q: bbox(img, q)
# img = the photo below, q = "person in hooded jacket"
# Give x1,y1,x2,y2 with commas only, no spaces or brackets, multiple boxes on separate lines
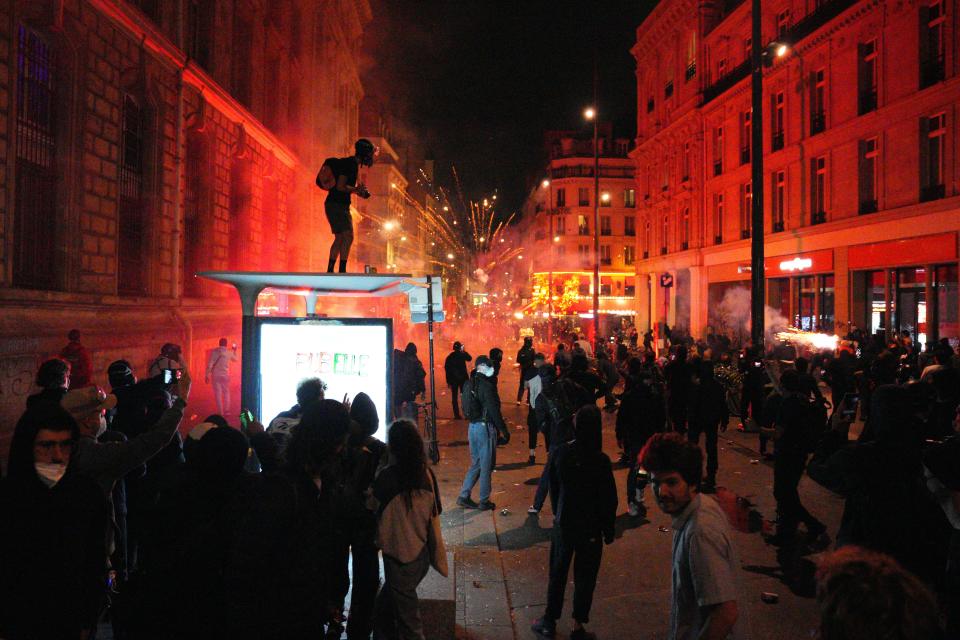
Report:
807,384,951,585
444,342,472,419
395,343,426,421
516,336,536,403
0,406,108,640
26,358,70,411
458,356,508,511
531,406,617,640
328,392,387,640
528,363,580,515
686,361,729,494
616,358,666,517
60,329,93,389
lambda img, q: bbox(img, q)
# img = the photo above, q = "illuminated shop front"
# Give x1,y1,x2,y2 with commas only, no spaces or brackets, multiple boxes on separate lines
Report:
849,233,959,346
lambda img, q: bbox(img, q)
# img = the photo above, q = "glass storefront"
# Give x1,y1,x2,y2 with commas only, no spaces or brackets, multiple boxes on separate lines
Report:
854,263,958,346
767,274,834,332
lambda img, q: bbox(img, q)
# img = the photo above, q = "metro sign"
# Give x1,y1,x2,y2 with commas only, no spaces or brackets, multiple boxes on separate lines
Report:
778,257,813,272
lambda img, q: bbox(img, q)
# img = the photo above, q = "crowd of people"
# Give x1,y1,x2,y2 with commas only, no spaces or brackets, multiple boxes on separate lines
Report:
0,334,443,639
1,322,958,639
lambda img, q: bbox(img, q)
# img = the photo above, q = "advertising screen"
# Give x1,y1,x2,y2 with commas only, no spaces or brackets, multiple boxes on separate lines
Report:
259,319,392,441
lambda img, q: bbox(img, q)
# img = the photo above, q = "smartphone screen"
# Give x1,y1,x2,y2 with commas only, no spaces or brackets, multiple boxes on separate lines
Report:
163,369,173,385
840,393,860,418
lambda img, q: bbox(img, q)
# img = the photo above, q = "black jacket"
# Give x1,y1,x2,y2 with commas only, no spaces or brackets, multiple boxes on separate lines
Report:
444,349,472,387
0,472,108,638
688,378,729,428
616,379,665,451
395,351,427,404
548,442,617,542
464,373,507,437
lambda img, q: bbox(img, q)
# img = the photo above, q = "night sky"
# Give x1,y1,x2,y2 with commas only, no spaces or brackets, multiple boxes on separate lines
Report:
362,1,656,218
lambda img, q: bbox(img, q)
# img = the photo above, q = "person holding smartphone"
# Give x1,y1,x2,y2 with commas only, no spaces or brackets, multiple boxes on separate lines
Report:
206,338,239,416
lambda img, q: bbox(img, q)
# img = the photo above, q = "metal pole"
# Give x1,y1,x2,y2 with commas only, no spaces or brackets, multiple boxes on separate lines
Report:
426,274,439,462
592,70,601,350
750,0,766,349
548,199,554,345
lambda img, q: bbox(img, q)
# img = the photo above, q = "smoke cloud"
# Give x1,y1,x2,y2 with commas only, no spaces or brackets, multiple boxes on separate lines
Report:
712,287,790,342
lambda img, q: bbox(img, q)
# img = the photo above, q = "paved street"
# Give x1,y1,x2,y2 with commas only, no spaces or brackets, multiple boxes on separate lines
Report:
432,363,845,640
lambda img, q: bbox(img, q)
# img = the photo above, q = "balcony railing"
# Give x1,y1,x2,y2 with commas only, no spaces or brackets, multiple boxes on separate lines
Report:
771,131,784,151
624,229,636,237
740,147,750,165
810,112,826,135
920,183,945,202
921,56,945,89
784,0,856,45
811,211,827,225
858,89,877,115
578,226,590,235
858,199,878,215
703,58,750,104
601,228,612,236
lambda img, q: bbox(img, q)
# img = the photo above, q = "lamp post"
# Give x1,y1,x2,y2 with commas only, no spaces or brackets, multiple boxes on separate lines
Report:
585,105,600,349
749,0,765,349
542,179,554,344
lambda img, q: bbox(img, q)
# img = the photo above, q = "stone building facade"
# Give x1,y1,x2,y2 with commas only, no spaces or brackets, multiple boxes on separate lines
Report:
0,0,371,450
633,0,960,345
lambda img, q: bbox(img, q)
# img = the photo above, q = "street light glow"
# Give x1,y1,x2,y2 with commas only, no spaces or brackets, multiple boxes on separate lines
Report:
600,192,611,203
541,179,550,188
443,205,449,211
492,195,497,200
776,43,788,57
383,221,396,231
400,236,407,242
479,236,485,242
554,235,560,242
447,253,454,260
584,107,596,120
483,199,489,207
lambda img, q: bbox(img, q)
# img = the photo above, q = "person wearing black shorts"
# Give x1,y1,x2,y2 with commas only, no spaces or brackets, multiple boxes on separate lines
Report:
317,138,376,273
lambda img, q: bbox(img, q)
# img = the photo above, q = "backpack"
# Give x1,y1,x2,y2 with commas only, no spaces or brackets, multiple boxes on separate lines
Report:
540,379,577,426
461,377,484,422
316,157,339,190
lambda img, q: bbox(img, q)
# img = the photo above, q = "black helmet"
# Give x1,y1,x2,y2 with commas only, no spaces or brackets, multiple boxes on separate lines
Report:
354,138,377,166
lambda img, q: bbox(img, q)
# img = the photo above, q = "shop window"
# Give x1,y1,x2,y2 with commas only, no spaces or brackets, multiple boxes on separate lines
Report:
858,39,878,114
769,278,790,323
740,110,751,165
578,187,590,207
811,156,827,224
795,275,834,333
934,264,958,342
921,112,946,202
920,0,946,88
859,138,879,214
714,193,724,244
740,182,752,239
896,267,928,346
14,25,59,290
771,92,785,151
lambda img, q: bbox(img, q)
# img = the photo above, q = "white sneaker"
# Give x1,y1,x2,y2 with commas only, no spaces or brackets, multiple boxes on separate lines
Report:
628,503,639,517
528,505,540,514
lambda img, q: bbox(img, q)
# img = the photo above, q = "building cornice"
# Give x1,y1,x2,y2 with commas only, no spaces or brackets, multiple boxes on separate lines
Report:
90,0,300,168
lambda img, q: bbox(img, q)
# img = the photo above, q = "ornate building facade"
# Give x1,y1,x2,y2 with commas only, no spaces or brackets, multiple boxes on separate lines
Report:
633,0,960,345
0,0,371,448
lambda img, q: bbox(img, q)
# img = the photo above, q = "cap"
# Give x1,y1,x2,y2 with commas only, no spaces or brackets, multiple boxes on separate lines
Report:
61,386,117,418
475,355,493,368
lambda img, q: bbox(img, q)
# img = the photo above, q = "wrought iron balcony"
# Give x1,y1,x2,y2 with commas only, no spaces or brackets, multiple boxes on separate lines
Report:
703,58,750,104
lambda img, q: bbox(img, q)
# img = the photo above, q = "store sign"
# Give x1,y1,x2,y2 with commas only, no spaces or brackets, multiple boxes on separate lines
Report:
660,273,674,288
778,257,813,272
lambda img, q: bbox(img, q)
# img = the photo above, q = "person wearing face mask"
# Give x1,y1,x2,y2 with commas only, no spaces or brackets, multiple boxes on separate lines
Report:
457,355,509,511
0,406,109,639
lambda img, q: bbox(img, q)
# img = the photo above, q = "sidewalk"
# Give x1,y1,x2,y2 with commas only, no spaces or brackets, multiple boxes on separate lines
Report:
431,366,844,640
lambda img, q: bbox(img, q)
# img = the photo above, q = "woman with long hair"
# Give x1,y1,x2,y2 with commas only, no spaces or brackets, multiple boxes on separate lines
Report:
372,420,442,639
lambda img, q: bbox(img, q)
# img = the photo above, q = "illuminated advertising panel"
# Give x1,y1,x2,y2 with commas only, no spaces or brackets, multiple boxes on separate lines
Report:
258,318,393,441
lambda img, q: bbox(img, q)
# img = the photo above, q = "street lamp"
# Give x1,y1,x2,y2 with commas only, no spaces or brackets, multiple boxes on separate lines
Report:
447,253,454,260
750,0,765,349
541,179,550,189
585,104,600,349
